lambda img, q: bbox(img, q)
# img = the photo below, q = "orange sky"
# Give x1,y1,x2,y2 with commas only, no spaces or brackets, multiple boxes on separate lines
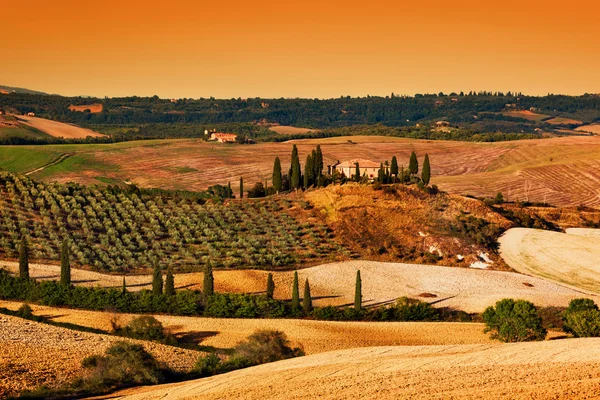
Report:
2,0,599,98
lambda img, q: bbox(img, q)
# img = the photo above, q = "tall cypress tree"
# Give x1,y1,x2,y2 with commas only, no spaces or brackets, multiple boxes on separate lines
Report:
303,279,313,313
315,145,323,182
203,263,214,297
60,240,71,286
266,272,275,299
152,259,163,295
290,145,301,189
165,268,175,296
409,151,419,175
355,162,360,182
239,177,244,199
377,163,384,183
354,270,362,311
272,157,283,193
391,156,399,178
422,154,431,185
291,271,300,310
19,237,29,280
304,154,313,188
122,276,127,295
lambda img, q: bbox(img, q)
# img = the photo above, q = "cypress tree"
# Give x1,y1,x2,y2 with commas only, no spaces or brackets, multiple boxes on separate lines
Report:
422,154,431,185
354,270,362,311
122,276,127,295
378,163,385,183
272,157,283,192
354,162,360,182
290,145,301,189
60,240,71,286
303,279,313,313
152,259,163,295
239,177,244,199
165,268,175,296
315,145,323,182
409,151,419,175
203,263,214,297
304,154,313,188
228,181,232,198
19,237,29,280
400,165,405,182
391,156,399,178
291,271,300,310
266,272,275,299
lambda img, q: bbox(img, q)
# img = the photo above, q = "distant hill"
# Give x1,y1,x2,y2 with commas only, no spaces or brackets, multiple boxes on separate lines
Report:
0,85,48,96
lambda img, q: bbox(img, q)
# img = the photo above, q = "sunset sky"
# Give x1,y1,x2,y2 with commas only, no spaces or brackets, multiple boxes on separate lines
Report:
2,0,599,99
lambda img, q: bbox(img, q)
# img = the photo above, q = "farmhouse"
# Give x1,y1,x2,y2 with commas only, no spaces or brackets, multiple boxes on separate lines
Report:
210,132,238,143
26,112,35,117
435,121,450,127
331,159,381,179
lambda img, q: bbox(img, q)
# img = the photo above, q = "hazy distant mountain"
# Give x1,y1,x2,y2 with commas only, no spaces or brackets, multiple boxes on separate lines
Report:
0,85,49,95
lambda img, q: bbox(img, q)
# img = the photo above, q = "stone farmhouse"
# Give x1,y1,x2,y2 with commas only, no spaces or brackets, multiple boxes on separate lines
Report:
210,132,238,143
331,159,381,180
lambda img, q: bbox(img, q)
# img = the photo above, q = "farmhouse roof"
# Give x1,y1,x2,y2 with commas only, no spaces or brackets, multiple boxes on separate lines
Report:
212,132,237,138
336,159,381,168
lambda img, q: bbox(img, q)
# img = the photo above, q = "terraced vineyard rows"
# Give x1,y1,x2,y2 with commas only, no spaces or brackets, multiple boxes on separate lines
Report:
0,172,347,272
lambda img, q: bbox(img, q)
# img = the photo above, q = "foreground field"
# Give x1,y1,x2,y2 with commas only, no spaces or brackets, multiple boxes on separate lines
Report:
3,135,600,206
0,300,491,355
499,228,600,293
0,314,200,398
16,115,105,139
2,259,591,313
104,339,600,400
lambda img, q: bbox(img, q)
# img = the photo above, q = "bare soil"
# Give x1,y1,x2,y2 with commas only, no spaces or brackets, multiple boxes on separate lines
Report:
68,104,104,113
16,115,105,138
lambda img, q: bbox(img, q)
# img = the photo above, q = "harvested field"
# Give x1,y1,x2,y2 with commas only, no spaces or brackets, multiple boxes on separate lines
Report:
104,339,600,400
16,115,105,139
68,103,104,113
0,300,491,356
502,110,550,121
546,116,583,125
576,124,600,134
499,227,600,293
0,259,591,313
268,125,320,135
5,135,600,206
0,314,200,398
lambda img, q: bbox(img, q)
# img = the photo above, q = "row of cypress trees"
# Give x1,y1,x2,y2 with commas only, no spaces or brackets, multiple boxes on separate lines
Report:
19,237,71,286
272,144,325,192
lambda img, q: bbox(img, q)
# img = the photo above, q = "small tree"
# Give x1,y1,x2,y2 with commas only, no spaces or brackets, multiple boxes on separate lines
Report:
291,271,300,311
390,156,399,178
354,270,362,311
409,151,419,175
152,260,163,295
60,240,71,286
563,298,600,337
495,192,504,204
354,162,360,182
266,273,275,299
482,299,546,342
303,278,312,313
19,237,29,280
239,177,244,199
165,269,175,296
203,264,214,297
421,154,431,185
272,157,283,193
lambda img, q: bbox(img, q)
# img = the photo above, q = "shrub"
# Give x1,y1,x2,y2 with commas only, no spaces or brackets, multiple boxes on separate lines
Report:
16,303,34,319
117,316,167,341
235,330,304,364
482,299,547,342
394,297,439,321
194,353,221,376
563,299,600,337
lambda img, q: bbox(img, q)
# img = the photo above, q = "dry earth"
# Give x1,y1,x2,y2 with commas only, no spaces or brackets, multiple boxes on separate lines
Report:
99,339,600,400
0,314,200,398
546,116,583,125
576,124,600,134
268,125,320,135
16,115,105,138
68,104,104,113
1,259,591,313
25,135,600,207
0,300,491,356
499,227,600,293
502,110,550,121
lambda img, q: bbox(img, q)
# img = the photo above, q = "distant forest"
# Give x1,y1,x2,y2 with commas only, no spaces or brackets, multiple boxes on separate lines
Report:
1,91,599,144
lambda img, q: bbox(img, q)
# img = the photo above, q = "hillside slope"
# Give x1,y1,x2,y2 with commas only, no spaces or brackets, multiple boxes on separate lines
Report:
104,339,600,400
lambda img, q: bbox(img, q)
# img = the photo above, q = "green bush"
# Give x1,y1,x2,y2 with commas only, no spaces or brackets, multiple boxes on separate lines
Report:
116,316,167,341
16,303,34,319
394,297,439,321
482,299,547,342
563,298,600,337
235,330,304,364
